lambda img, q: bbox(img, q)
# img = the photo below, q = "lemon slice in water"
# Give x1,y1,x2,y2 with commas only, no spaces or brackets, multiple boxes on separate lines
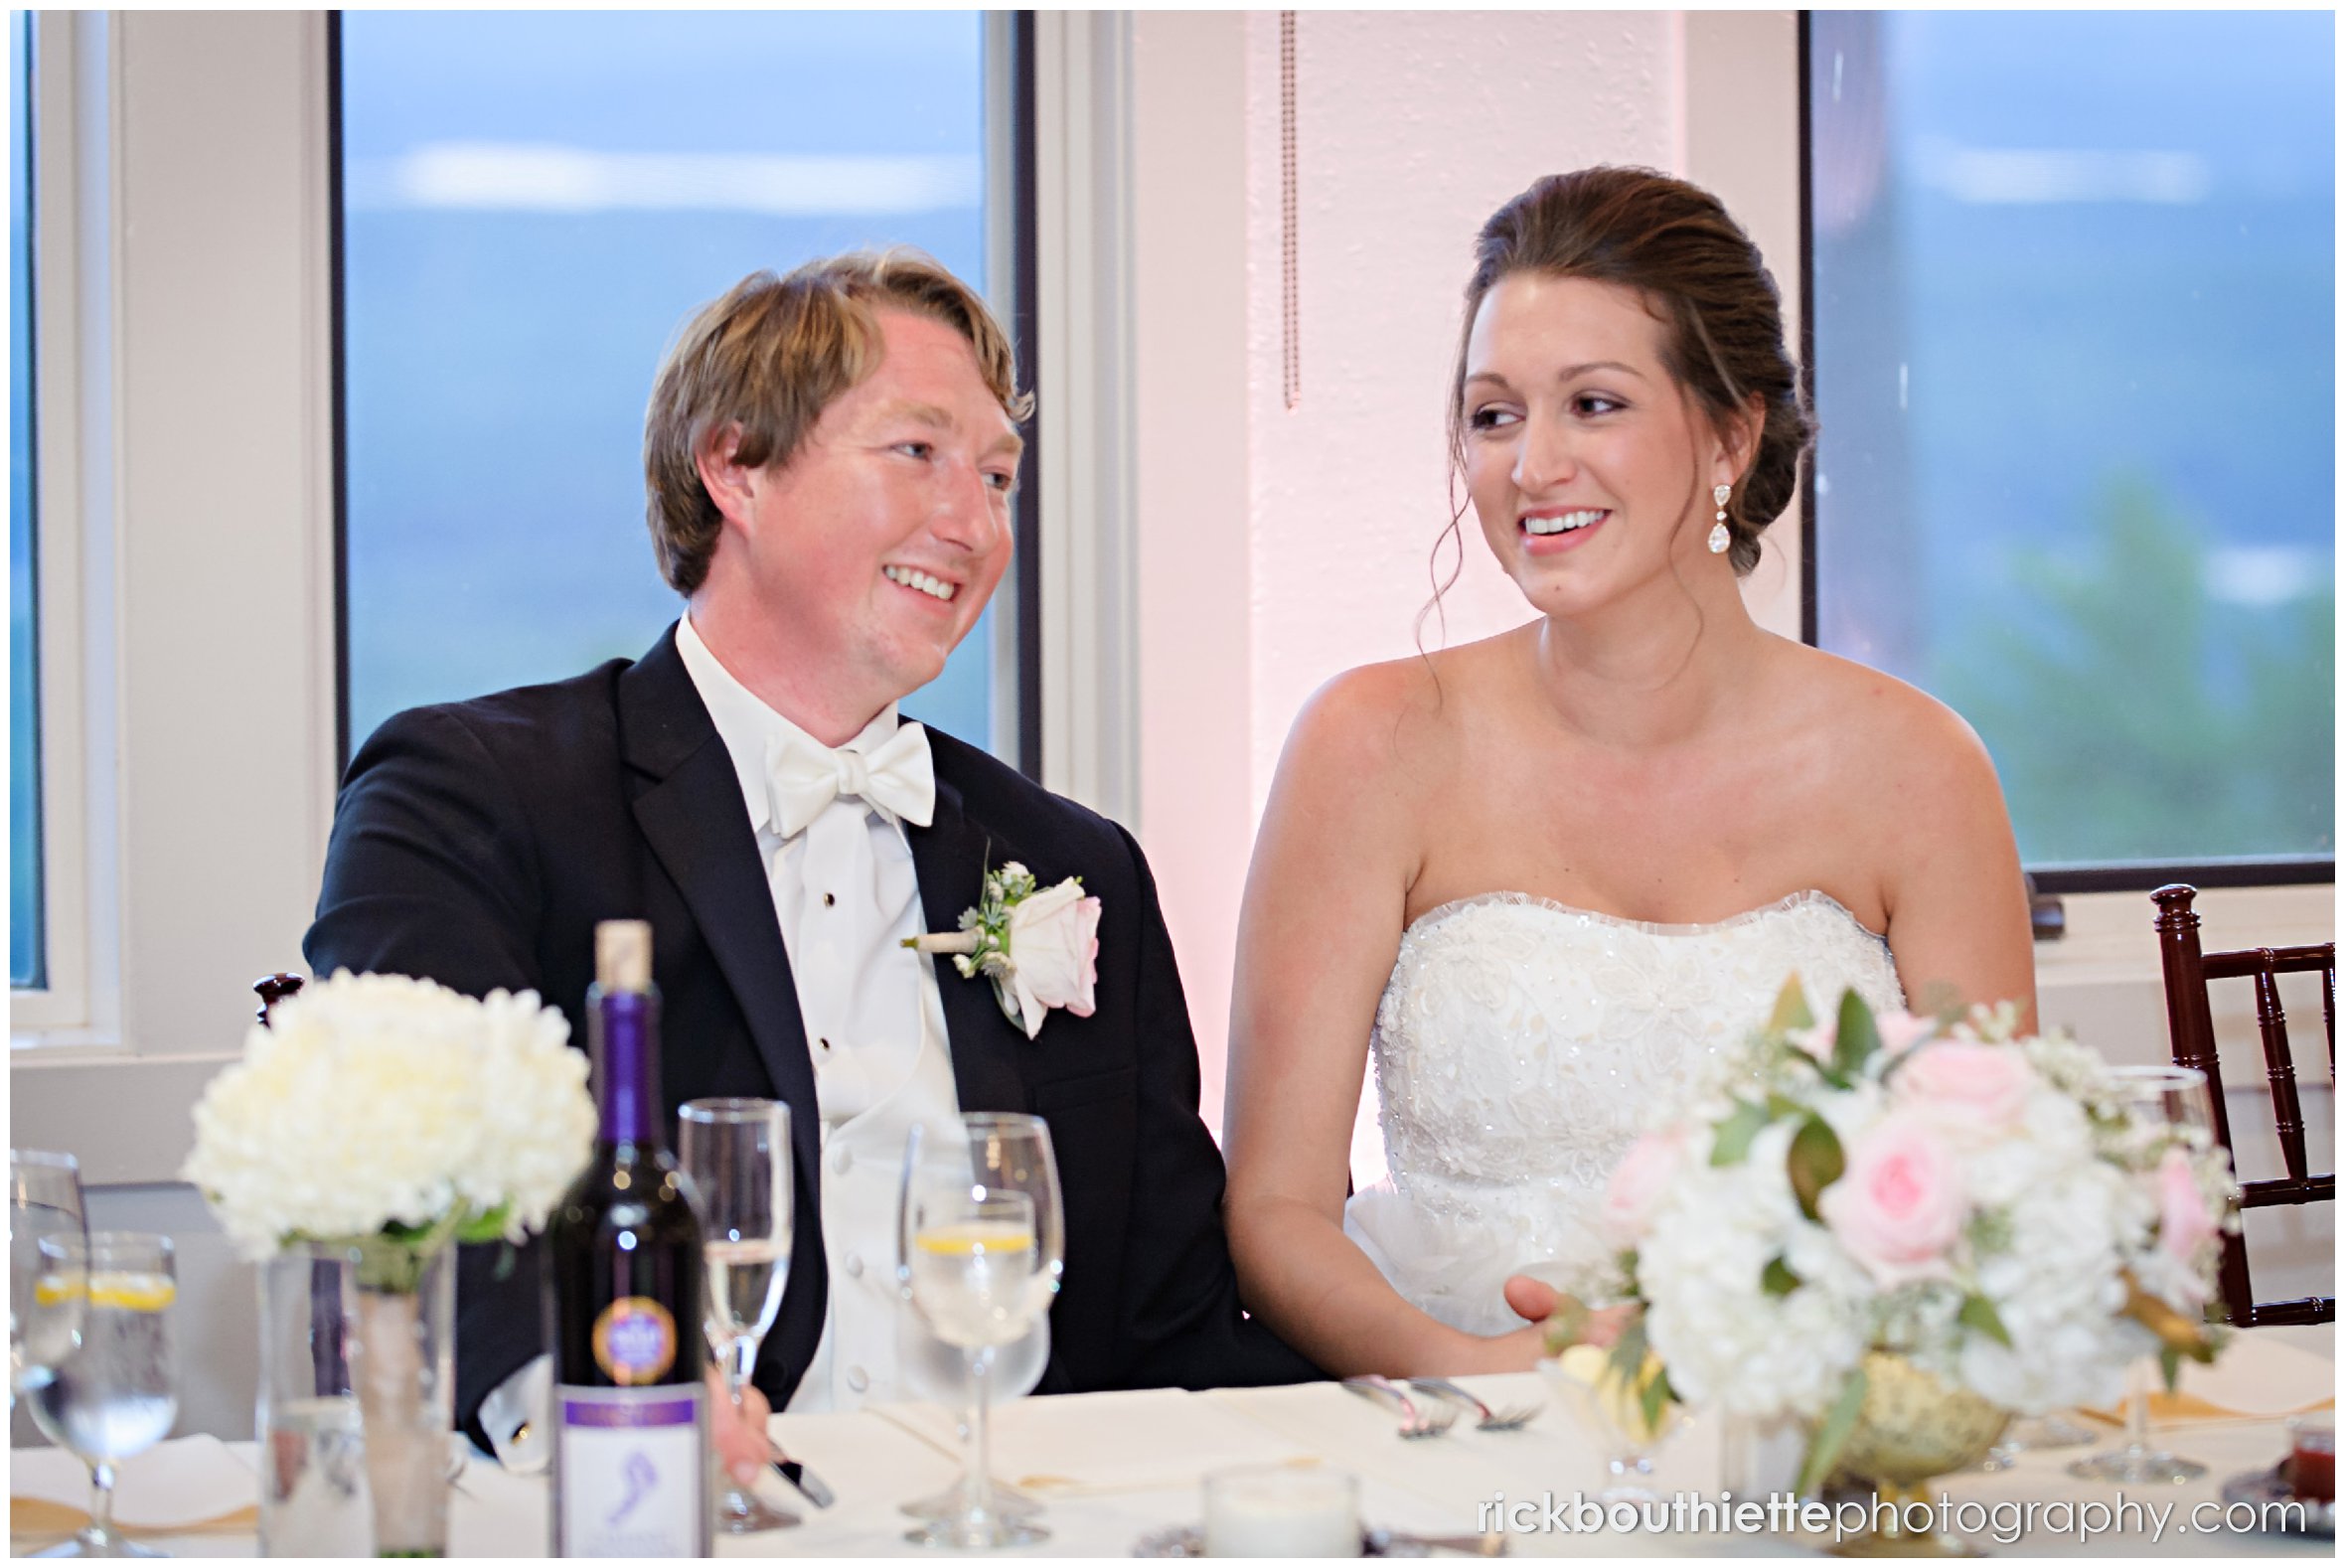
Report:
913,1221,1033,1257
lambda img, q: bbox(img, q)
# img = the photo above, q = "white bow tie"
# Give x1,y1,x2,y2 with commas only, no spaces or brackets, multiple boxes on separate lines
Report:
767,720,936,840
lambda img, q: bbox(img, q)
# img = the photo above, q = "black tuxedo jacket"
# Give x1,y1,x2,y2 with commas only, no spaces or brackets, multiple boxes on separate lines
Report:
306,625,1319,1435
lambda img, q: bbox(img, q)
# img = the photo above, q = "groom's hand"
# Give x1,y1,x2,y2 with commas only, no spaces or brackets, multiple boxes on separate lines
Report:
705,1366,777,1488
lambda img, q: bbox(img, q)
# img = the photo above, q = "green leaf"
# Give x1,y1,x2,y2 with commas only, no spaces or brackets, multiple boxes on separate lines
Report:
1831,989,1882,1079
1765,1092,1806,1120
1798,1365,1870,1496
454,1202,512,1245
1607,1317,1650,1390
1709,1099,1772,1166
1766,975,1814,1034
1958,1293,2014,1348
1787,1114,1846,1222
2157,1344,2184,1391
1639,1362,1673,1434
1761,1256,1802,1297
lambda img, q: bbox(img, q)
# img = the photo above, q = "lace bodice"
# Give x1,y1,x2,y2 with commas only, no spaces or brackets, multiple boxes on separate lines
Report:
1344,889,1904,1335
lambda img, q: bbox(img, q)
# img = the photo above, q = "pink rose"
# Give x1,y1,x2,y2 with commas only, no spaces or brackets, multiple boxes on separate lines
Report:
1894,1041,2036,1143
2155,1147,2220,1284
1875,1010,1941,1057
1787,1019,1836,1063
1005,878,1102,1037
1602,1128,1686,1249
1819,1114,1966,1286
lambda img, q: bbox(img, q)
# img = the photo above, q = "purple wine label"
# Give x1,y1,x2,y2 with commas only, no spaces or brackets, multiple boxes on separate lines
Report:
590,1296,677,1384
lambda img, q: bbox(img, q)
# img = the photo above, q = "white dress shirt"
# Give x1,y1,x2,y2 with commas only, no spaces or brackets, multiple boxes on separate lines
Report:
478,618,961,1466
674,613,962,1414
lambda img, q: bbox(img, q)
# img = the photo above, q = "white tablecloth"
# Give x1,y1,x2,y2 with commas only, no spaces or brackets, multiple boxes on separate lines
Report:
11,1328,2331,1558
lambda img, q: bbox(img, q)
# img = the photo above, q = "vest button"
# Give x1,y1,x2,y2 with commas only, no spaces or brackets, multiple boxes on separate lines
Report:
831,1144,854,1176
846,1364,869,1394
844,1252,864,1279
823,891,837,908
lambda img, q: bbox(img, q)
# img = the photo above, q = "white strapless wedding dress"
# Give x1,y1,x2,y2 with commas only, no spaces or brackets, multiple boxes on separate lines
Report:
1343,889,1904,1336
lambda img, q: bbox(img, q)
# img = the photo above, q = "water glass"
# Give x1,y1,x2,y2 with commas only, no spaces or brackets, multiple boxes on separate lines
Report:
897,1114,1063,1550
2070,1064,2215,1485
11,1150,89,1412
679,1097,795,1533
895,1316,1049,1524
26,1232,179,1559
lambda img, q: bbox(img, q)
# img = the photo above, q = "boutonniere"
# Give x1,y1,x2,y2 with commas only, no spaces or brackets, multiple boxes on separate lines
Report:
904,861,1102,1039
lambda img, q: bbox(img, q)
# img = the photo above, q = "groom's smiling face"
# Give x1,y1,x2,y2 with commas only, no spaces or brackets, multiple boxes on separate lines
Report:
721,308,1022,713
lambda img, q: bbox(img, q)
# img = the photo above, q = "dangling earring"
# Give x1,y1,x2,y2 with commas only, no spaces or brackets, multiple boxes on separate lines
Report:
1707,484,1732,554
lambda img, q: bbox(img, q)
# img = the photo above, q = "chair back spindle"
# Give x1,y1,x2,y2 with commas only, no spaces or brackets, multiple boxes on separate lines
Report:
2150,883,2335,1328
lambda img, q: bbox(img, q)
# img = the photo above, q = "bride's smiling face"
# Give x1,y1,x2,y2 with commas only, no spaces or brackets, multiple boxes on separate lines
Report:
1461,272,1737,619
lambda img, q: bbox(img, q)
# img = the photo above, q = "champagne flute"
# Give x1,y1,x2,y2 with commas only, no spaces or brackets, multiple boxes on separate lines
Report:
2069,1065,2215,1485
897,1114,1063,1550
11,1150,90,1412
27,1232,179,1559
678,1097,796,1533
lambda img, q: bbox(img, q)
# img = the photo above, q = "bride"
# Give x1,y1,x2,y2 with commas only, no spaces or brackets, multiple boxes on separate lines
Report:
1221,167,2036,1376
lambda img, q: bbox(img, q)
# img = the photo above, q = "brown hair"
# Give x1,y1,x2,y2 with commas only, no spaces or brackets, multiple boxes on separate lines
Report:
643,248,1033,595
1445,167,1810,576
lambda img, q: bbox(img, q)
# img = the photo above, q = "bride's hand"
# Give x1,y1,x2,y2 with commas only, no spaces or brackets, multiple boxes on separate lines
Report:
1502,1274,1635,1349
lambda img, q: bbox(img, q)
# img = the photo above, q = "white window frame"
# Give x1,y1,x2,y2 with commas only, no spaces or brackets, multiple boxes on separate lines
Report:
11,12,340,1185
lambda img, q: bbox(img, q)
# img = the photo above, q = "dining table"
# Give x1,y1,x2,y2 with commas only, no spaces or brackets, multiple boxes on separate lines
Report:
10,1326,2331,1558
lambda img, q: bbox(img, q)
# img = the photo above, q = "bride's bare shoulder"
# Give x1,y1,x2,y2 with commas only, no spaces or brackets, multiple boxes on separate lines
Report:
1274,633,1525,803
1770,638,2004,795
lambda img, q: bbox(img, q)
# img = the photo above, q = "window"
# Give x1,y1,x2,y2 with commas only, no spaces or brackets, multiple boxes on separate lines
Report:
338,11,1007,760
1808,11,2334,884
10,9,40,987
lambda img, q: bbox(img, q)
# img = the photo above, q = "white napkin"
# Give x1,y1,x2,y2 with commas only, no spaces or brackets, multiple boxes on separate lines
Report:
869,1387,1317,1494
11,1434,258,1531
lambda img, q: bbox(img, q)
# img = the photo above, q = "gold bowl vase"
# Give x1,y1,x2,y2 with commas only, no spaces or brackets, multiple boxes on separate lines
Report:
1824,1352,2011,1557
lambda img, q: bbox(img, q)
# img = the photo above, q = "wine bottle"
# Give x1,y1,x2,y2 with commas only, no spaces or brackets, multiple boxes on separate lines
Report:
547,920,710,1556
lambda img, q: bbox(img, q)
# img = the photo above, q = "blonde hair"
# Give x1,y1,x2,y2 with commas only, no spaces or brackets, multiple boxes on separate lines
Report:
643,248,1032,595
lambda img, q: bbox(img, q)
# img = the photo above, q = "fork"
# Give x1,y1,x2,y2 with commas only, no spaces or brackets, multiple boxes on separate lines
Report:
1407,1376,1543,1432
1341,1374,1458,1439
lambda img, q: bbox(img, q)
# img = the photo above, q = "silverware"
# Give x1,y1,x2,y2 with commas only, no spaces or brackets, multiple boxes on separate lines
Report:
773,1454,836,1508
1365,1525,1510,1556
1342,1374,1457,1439
1406,1376,1543,1433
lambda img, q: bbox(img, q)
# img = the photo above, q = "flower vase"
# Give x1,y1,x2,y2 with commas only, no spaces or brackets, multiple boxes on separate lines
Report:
256,1243,454,1558
1820,1353,2010,1558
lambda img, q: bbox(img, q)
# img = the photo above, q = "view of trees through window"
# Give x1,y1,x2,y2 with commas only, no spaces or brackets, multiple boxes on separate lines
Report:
1809,11,2334,874
340,12,994,761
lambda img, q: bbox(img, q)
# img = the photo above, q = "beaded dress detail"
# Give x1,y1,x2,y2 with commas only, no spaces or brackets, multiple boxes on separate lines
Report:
1343,889,1904,1335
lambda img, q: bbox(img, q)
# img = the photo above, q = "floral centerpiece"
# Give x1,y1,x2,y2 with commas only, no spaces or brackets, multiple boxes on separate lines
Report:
184,971,595,1554
1557,978,2235,1497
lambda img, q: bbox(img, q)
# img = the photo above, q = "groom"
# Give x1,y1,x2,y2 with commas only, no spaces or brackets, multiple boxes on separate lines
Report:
305,251,1320,1459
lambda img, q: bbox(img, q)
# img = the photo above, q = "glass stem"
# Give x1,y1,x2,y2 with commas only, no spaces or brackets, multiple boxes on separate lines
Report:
2125,1356,2152,1453
965,1345,995,1522
86,1459,117,1547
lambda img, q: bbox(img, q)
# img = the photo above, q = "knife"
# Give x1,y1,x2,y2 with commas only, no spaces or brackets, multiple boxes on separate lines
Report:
772,1455,837,1509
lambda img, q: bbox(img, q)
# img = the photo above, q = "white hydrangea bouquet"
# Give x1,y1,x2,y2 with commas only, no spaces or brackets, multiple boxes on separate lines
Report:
1580,978,2235,1491
184,970,596,1288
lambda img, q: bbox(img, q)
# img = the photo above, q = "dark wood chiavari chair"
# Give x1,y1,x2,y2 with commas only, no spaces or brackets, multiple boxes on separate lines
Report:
2151,883,2335,1327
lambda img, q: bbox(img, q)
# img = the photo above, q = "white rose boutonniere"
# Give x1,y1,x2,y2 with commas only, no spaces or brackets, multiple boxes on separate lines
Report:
906,860,1101,1039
